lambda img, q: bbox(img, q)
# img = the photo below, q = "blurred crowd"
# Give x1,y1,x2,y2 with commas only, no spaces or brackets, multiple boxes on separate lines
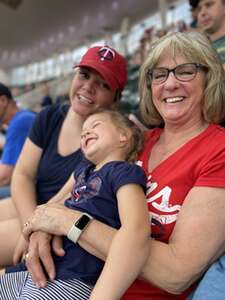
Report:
7,0,225,117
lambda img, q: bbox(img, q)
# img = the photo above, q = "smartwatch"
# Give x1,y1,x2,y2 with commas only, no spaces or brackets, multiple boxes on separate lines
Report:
67,213,93,244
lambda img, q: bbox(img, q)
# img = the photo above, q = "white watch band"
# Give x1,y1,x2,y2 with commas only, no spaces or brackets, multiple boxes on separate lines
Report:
67,213,93,244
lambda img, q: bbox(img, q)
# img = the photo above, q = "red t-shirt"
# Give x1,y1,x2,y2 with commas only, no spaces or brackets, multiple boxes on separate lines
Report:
123,124,225,300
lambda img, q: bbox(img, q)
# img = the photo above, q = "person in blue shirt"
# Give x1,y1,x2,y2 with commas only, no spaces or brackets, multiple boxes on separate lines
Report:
1,109,150,300
197,0,225,68
0,83,35,199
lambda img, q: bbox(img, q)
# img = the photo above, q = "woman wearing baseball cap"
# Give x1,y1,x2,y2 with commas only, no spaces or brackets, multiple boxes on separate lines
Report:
0,46,127,278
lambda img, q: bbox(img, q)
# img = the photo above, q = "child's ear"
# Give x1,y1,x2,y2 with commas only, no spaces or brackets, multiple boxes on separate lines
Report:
119,130,131,145
119,132,127,142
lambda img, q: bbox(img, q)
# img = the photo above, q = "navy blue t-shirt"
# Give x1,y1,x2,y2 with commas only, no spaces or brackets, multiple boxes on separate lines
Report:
6,104,85,274
29,104,84,204
51,160,147,285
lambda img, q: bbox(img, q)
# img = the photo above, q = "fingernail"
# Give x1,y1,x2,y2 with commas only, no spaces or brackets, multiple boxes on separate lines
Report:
40,281,46,288
49,273,55,281
36,283,41,289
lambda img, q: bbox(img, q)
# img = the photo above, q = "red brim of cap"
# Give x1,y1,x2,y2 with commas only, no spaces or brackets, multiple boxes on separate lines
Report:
74,61,119,91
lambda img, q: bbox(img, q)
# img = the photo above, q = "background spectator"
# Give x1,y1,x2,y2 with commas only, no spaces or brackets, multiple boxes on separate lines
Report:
189,0,199,29
40,82,53,108
197,0,225,67
0,83,35,199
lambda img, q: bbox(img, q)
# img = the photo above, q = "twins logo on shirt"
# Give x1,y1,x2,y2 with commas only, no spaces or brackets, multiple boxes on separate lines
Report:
146,175,181,238
72,185,87,200
71,173,102,203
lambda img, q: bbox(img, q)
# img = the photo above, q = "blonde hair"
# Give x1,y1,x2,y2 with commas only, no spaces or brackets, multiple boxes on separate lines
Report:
87,109,143,162
139,31,225,126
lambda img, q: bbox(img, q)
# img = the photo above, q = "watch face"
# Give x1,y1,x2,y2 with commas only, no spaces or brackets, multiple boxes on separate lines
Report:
75,214,90,230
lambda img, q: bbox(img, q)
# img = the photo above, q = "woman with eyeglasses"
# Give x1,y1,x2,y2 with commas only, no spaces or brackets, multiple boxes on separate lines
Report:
67,31,225,299
2,32,225,300
124,31,225,299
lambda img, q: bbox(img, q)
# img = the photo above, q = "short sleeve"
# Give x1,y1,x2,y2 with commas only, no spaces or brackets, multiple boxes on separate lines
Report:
29,106,53,148
29,104,68,149
107,162,147,195
195,149,225,187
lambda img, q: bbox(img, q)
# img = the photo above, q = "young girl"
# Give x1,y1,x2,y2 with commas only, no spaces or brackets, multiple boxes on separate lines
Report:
1,109,150,300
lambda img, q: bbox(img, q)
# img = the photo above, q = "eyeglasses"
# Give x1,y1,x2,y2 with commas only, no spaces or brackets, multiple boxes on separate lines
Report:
147,63,207,85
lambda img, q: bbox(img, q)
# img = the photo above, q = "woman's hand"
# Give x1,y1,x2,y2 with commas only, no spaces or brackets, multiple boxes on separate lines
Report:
23,203,75,239
22,202,82,288
13,234,29,265
25,232,65,288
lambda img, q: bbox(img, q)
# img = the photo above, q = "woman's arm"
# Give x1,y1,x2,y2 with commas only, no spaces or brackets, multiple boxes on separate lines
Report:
90,184,150,300
11,137,74,222
23,186,225,294
79,186,225,294
10,138,43,265
11,138,42,226
23,203,79,238
23,184,150,298
48,174,74,204
23,173,75,238
21,175,75,287
140,186,225,293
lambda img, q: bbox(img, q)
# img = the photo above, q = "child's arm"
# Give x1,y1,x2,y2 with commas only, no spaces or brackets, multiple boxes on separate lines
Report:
48,173,75,204
90,183,150,300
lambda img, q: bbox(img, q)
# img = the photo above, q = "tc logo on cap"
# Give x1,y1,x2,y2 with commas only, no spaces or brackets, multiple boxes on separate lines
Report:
98,46,115,61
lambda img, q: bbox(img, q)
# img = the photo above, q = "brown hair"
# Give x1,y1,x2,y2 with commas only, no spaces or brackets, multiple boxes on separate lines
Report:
87,108,143,162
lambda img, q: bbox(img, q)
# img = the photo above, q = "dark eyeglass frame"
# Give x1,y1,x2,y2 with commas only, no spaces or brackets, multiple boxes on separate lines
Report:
147,63,207,85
